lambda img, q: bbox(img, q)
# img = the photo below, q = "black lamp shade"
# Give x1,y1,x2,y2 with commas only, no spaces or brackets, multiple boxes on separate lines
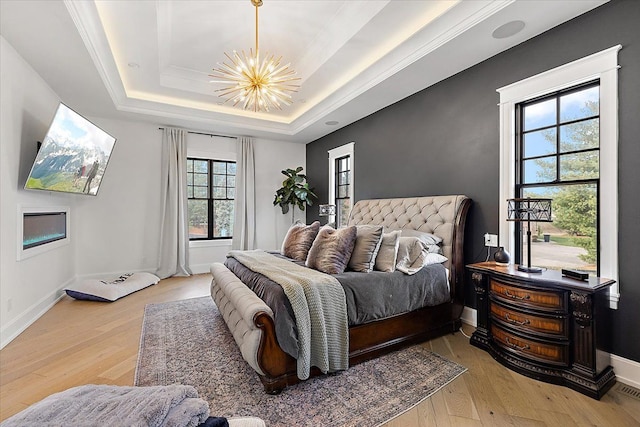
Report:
319,204,336,216
507,198,552,222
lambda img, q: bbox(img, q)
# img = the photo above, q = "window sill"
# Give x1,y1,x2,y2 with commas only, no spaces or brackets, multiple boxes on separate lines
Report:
189,239,232,248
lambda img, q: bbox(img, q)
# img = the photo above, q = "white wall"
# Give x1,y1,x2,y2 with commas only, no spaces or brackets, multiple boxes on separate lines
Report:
0,37,77,347
73,118,162,278
72,125,306,276
0,35,307,347
254,138,307,251
187,135,306,273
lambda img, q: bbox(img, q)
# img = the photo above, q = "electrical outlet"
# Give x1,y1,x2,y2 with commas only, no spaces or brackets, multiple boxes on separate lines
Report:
7,298,12,313
484,233,498,247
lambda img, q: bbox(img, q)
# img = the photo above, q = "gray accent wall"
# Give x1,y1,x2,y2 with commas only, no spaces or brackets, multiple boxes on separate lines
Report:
305,0,640,362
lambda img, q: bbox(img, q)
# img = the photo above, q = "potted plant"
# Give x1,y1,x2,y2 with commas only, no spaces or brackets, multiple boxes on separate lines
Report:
273,167,318,223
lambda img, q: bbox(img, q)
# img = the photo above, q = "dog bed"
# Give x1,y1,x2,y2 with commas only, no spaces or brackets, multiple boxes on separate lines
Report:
65,272,160,302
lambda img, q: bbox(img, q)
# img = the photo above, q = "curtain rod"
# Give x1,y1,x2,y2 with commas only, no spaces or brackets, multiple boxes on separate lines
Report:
158,127,238,139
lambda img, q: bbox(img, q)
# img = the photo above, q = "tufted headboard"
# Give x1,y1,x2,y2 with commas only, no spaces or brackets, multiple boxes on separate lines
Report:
348,195,472,303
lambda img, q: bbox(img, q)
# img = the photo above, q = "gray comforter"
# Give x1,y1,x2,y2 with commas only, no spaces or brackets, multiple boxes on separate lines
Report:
224,254,450,359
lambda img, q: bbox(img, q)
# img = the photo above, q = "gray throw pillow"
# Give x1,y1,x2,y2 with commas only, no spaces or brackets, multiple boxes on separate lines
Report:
306,226,357,274
281,221,321,261
348,225,384,272
374,230,401,272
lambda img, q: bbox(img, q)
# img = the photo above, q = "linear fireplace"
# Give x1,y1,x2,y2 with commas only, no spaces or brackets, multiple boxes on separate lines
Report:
18,206,70,260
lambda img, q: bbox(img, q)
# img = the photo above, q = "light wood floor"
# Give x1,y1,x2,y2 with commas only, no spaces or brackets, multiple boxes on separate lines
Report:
1,274,638,426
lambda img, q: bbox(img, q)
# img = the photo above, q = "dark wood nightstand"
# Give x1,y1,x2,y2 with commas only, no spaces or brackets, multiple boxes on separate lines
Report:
467,262,616,399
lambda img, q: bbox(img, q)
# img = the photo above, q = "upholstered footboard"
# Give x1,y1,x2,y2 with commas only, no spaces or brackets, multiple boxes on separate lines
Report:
210,262,273,376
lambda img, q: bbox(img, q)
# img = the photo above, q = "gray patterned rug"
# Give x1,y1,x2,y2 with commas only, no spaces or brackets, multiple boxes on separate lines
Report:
135,297,466,427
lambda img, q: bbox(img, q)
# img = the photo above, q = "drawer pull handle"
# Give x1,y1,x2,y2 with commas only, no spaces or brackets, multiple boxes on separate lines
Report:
505,337,530,351
504,289,530,300
505,313,530,326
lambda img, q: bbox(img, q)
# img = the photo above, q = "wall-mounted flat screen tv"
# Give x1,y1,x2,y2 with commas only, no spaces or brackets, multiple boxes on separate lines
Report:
24,103,116,196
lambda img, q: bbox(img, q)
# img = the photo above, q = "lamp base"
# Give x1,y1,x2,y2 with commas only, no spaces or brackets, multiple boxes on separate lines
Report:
518,265,543,273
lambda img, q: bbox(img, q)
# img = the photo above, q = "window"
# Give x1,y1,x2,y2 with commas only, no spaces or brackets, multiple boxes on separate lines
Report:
187,158,236,240
498,45,620,307
328,142,354,227
334,156,351,227
515,82,600,275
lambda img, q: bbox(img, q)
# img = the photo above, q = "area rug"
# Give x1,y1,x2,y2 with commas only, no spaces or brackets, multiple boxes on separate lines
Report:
135,297,467,427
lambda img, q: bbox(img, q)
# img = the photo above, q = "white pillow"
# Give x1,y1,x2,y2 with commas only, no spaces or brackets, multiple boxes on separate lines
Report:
423,252,448,265
65,272,160,302
400,229,443,254
396,237,448,275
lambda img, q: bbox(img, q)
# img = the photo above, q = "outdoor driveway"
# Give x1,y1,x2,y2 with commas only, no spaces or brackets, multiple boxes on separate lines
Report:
526,240,591,270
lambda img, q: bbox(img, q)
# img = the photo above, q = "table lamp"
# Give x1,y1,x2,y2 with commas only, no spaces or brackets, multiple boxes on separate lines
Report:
507,197,552,273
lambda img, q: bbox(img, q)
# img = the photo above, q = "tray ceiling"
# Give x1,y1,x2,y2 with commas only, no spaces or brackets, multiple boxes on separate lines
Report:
1,0,607,142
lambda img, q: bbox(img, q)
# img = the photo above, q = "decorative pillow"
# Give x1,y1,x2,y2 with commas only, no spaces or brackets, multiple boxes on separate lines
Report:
281,221,321,261
396,237,449,275
64,272,160,302
348,225,384,272
374,230,401,272
306,226,357,274
400,229,443,254
423,252,448,266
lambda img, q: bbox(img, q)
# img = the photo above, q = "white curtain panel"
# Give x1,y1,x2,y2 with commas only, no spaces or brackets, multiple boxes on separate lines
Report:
232,136,256,250
156,127,192,278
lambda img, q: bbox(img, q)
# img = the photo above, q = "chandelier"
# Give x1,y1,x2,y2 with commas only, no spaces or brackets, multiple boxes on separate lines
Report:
210,0,300,113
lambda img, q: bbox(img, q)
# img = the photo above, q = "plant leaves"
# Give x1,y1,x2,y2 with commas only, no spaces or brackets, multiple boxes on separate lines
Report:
273,166,318,216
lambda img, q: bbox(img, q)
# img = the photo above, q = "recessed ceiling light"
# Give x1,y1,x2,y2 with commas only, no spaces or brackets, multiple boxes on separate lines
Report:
127,62,140,68
492,20,525,39
325,121,339,126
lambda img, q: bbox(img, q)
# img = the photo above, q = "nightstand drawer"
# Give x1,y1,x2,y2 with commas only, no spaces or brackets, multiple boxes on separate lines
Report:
491,324,569,366
490,280,565,312
490,303,568,338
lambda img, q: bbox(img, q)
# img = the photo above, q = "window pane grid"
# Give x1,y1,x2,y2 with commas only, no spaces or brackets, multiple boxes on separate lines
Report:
335,155,351,228
188,158,235,240
516,81,600,274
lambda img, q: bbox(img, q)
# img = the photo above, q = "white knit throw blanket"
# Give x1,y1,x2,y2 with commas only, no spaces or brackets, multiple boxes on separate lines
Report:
229,250,349,380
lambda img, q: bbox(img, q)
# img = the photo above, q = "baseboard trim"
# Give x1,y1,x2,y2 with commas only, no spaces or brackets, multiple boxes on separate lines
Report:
0,277,72,349
461,306,640,388
461,306,477,327
189,263,213,275
611,354,640,389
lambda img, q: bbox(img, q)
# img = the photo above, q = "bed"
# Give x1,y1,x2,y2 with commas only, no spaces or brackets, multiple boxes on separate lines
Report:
210,195,471,393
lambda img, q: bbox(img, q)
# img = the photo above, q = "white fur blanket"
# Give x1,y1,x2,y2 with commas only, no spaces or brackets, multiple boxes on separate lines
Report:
1,384,209,427
228,250,349,380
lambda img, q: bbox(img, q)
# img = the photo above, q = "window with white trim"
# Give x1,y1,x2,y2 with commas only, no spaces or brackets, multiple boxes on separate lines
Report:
187,158,236,240
515,82,600,275
498,45,620,308
328,142,354,227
